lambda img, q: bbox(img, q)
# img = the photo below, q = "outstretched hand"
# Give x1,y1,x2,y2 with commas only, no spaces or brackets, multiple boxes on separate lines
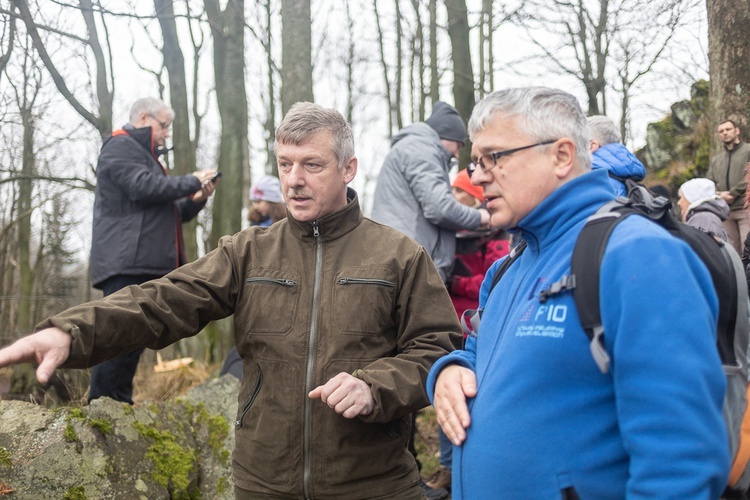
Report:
309,372,375,419
433,364,477,446
0,327,71,384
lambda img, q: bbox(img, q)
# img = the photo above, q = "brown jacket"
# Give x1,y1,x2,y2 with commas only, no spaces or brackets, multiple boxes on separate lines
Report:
41,189,461,499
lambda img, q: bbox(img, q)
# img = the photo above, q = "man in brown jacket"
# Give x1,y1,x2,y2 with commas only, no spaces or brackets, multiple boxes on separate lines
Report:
707,119,750,254
0,102,461,499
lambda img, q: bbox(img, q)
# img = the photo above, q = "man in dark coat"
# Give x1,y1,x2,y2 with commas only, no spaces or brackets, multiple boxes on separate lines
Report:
88,97,217,404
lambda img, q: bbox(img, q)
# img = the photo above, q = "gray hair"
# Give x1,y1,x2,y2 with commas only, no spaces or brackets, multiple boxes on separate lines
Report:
587,115,622,145
129,97,175,124
468,87,591,170
274,102,355,169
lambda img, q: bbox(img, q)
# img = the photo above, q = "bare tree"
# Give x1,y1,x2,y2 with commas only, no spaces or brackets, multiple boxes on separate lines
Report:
445,0,475,166
11,0,113,138
263,0,278,172
409,0,427,122
154,0,206,261
281,0,313,113
0,4,15,84
519,0,693,128
429,0,439,104
372,0,394,136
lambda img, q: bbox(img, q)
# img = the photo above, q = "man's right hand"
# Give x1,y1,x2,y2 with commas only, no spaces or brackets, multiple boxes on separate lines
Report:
0,327,71,384
433,364,477,446
718,190,735,204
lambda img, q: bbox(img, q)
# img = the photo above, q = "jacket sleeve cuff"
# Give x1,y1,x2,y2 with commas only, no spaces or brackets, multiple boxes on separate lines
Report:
426,353,474,405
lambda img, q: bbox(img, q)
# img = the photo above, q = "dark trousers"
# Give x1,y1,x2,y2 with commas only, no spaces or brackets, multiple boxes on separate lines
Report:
87,274,160,404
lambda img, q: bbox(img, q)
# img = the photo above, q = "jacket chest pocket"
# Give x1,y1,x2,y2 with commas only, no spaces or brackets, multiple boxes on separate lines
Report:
242,273,299,334
333,266,396,335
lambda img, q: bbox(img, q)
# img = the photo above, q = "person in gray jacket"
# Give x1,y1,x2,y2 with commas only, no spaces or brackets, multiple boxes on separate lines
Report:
678,178,730,241
372,102,490,281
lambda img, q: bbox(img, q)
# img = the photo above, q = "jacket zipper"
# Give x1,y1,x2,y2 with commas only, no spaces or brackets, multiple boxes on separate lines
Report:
244,277,297,286
726,150,732,193
337,277,395,287
234,368,264,429
303,221,323,500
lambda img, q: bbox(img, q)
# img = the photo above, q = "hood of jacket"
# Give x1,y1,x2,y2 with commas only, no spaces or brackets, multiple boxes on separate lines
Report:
687,197,730,221
390,122,454,165
591,142,646,182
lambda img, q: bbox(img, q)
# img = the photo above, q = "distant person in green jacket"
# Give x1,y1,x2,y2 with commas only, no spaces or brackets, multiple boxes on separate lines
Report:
707,119,750,254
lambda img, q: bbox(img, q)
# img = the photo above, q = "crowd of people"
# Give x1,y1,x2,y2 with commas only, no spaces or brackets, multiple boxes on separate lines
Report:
0,89,748,499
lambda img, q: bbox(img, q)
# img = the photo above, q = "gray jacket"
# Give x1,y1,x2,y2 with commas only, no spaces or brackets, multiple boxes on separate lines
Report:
685,198,730,242
371,123,481,279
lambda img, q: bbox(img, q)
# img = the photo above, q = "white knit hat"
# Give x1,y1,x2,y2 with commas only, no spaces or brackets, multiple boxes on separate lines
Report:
679,178,717,204
249,175,284,203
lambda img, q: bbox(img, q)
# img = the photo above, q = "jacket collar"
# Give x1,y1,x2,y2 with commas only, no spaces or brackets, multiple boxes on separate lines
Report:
515,168,614,253
286,187,363,241
119,123,159,158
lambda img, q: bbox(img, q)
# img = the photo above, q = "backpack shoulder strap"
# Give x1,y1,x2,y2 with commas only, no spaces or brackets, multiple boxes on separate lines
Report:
571,201,636,374
489,239,527,293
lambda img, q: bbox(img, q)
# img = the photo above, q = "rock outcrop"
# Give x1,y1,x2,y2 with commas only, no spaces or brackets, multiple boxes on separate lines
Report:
638,79,712,196
0,375,239,499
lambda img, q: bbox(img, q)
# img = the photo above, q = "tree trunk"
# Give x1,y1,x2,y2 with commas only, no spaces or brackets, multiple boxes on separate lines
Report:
204,0,249,362
155,0,200,261
264,0,277,173
394,0,403,130
281,0,314,114
444,0,475,165
429,0,439,104
707,0,750,146
17,105,34,332
410,0,426,122
373,0,394,136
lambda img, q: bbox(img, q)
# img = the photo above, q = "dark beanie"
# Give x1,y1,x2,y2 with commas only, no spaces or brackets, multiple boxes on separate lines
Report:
425,101,467,145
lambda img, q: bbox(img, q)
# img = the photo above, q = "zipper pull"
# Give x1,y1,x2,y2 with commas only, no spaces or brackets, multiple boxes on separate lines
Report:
312,221,320,237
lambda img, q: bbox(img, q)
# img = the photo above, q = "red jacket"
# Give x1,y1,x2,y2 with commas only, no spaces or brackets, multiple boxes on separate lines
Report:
449,235,510,319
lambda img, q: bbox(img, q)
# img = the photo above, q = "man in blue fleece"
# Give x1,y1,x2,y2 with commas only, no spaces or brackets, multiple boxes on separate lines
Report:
588,114,646,196
428,87,729,498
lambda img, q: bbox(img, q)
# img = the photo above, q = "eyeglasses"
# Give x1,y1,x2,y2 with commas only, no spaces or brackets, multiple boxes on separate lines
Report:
467,139,557,178
149,114,171,130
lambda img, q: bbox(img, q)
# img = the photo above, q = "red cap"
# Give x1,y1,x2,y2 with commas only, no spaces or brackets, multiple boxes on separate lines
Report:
452,169,484,202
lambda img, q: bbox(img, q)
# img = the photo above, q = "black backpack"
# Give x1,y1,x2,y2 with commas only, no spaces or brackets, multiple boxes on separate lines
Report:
478,182,750,493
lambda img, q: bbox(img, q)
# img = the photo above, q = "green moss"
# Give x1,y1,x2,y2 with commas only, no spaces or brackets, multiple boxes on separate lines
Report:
206,415,230,465
216,476,228,495
123,404,134,416
67,408,86,421
183,401,230,465
0,447,11,468
64,424,80,443
88,418,113,435
132,421,197,497
63,485,86,500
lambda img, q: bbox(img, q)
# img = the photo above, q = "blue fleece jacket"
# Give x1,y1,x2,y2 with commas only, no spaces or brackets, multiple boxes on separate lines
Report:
427,168,729,499
591,142,646,196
